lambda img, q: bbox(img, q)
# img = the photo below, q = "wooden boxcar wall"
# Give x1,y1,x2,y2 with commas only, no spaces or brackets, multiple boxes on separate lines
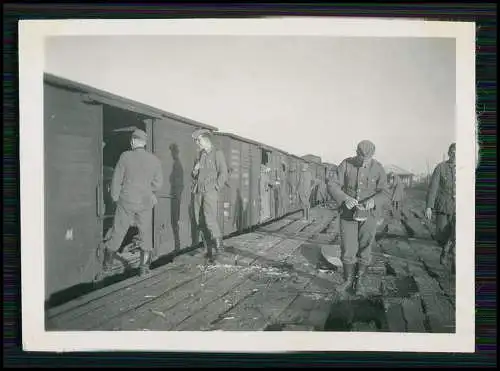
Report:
213,134,257,236
44,82,103,299
151,117,203,257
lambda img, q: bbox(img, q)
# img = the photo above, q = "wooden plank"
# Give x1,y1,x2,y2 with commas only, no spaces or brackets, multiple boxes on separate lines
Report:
104,264,250,331
209,234,317,331
46,257,182,319
49,255,207,330
279,219,312,235
211,274,311,331
46,255,205,330
275,292,331,330
214,235,285,267
400,210,432,240
174,231,314,331
406,263,455,333
381,278,408,332
173,274,267,331
254,238,310,267
361,273,383,297
115,235,288,331
401,296,428,333
258,217,295,233
411,276,455,333
369,253,387,275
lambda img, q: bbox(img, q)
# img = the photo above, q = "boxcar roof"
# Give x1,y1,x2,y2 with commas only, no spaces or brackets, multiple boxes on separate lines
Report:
44,73,217,131
214,131,291,156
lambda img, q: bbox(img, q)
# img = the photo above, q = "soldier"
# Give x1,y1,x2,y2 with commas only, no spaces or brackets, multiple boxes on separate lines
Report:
191,129,229,263
425,143,456,266
99,128,163,278
297,162,314,221
328,140,389,296
389,173,406,212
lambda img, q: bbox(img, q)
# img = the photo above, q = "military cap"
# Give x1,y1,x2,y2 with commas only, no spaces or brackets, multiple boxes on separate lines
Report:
356,140,376,158
192,128,211,141
131,128,148,141
448,142,456,152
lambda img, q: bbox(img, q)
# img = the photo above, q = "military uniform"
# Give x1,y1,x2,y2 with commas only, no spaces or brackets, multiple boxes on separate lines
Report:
297,167,314,220
426,153,456,263
101,129,163,276
191,129,228,261
327,140,388,296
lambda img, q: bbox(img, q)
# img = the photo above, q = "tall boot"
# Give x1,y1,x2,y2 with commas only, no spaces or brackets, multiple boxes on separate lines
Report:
94,245,115,282
353,263,369,297
139,250,151,277
205,240,216,264
337,263,356,294
440,240,452,265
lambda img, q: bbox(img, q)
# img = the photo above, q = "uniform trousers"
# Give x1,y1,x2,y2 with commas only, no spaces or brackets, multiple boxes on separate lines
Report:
194,189,222,240
435,212,456,247
104,202,153,253
339,216,378,266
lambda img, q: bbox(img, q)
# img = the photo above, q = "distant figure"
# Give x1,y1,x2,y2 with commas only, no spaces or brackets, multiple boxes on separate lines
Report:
328,140,389,297
390,173,405,211
316,176,328,207
426,143,456,266
297,163,314,221
191,129,229,264
259,165,273,223
99,129,163,278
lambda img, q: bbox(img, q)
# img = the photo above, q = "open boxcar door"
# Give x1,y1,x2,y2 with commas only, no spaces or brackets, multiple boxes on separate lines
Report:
44,83,103,303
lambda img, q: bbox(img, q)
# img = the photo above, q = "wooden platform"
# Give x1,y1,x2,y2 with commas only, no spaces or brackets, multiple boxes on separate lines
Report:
46,190,456,333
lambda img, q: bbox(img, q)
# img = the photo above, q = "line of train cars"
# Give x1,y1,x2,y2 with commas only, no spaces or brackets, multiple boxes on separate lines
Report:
43,73,332,304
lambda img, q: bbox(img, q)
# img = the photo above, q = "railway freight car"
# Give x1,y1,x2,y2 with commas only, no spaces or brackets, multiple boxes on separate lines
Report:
44,73,218,304
212,132,308,236
43,73,328,306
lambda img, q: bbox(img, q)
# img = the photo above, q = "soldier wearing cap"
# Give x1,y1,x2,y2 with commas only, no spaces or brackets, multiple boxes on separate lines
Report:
99,128,163,278
426,143,456,266
327,140,389,296
191,129,229,263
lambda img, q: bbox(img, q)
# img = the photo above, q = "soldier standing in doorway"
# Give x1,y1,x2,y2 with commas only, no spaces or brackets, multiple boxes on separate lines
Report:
425,143,456,266
328,140,389,297
98,128,163,278
191,129,229,264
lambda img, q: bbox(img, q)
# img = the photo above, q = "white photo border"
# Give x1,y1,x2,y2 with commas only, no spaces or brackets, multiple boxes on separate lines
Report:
19,17,476,353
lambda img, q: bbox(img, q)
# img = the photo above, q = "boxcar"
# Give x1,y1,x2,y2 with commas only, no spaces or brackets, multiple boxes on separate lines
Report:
43,73,329,305
43,73,217,303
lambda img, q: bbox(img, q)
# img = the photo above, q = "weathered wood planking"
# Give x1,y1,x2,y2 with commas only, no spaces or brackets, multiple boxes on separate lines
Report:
46,254,206,330
47,227,282,330
258,217,296,233
112,235,287,331
206,216,333,331
107,265,249,331
46,256,183,320
407,263,455,333
52,256,207,330
401,296,428,333
173,216,332,331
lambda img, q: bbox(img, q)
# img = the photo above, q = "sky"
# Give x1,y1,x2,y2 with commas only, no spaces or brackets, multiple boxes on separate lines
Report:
45,35,456,175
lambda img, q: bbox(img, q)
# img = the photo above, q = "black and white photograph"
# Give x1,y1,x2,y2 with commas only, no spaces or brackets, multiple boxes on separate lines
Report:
19,18,476,353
